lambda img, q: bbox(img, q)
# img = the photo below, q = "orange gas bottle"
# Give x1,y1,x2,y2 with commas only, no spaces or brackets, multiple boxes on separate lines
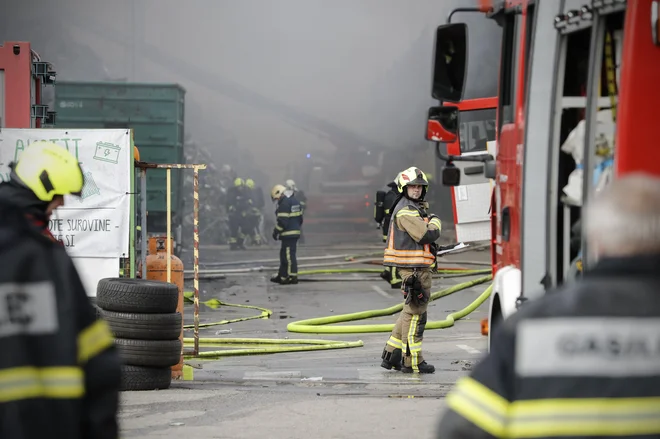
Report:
134,145,140,161
145,236,185,380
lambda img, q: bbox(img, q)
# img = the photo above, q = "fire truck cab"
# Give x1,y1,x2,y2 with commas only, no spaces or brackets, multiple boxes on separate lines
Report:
428,0,660,349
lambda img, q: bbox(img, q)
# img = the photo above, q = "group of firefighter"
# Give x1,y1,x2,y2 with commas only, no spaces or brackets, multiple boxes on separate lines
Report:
226,177,307,251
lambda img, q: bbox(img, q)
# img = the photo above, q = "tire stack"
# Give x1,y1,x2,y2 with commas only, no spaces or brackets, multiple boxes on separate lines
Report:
96,278,182,391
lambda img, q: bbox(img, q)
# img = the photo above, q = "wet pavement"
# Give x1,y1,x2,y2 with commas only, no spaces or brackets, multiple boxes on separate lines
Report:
119,241,492,438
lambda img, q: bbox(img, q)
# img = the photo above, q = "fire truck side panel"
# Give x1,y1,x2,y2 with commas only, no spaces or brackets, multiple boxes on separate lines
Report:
616,0,660,177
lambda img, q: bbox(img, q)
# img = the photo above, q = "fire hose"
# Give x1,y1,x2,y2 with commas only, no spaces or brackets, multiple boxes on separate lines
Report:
181,271,492,359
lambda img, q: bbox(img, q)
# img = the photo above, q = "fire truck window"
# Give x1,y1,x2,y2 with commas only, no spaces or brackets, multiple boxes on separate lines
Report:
458,108,497,153
497,14,517,135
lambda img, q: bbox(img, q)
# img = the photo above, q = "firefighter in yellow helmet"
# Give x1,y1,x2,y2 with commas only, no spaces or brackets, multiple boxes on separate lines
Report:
226,177,252,250
0,141,121,438
270,183,303,284
380,166,441,374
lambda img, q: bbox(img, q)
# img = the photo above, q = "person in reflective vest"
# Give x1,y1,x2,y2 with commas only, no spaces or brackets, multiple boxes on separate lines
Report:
437,173,660,439
0,141,121,439
375,177,403,288
270,184,303,285
380,167,441,374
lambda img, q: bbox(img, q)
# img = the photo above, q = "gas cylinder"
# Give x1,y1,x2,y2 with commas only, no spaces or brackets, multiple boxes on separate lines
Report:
134,145,140,161
144,236,185,380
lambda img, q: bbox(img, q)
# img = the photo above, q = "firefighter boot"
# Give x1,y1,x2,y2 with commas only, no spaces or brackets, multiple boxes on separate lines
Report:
270,275,283,284
280,276,299,285
380,348,402,371
402,361,435,374
380,269,391,282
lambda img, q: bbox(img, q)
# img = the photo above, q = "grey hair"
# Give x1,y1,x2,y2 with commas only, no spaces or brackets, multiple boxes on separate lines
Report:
584,173,660,256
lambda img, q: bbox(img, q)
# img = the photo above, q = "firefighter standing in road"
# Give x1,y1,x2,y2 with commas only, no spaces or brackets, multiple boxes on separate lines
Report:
437,173,660,439
270,184,303,285
286,179,307,244
226,177,252,250
380,167,441,374
244,178,264,245
0,141,121,439
374,176,403,289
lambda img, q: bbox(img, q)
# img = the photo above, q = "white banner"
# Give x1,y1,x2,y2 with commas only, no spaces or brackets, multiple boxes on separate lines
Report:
0,129,131,259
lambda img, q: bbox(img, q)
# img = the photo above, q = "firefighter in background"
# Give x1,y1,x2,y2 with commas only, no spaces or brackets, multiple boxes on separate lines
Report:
374,175,403,288
286,179,307,244
270,184,303,285
0,141,121,438
245,178,264,245
226,177,252,250
380,167,441,374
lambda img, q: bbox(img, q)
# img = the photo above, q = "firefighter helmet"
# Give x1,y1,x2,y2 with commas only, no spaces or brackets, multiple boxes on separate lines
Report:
13,141,85,202
271,184,287,201
234,177,244,187
395,167,429,193
285,179,297,190
245,178,255,189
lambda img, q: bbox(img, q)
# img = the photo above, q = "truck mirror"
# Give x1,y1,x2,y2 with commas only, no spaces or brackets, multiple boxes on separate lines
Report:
441,162,461,186
431,23,468,102
484,159,496,179
426,105,459,143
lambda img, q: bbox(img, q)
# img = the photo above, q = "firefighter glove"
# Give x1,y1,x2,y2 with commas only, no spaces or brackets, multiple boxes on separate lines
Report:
272,229,280,241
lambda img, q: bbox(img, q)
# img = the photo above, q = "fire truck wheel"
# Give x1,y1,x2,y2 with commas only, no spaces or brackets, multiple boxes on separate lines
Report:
115,338,182,368
120,365,172,391
96,278,179,314
100,311,182,341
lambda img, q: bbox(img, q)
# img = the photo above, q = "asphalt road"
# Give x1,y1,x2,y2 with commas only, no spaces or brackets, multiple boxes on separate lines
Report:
120,242,492,438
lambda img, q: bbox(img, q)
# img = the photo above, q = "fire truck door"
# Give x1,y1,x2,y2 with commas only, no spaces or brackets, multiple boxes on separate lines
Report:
451,140,496,243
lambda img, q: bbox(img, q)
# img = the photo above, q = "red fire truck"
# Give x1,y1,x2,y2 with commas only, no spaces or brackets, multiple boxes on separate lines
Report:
0,41,56,131
427,0,660,348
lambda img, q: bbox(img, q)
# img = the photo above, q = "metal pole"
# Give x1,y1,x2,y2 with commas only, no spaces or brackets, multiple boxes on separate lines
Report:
193,168,201,356
140,169,148,276
166,168,172,283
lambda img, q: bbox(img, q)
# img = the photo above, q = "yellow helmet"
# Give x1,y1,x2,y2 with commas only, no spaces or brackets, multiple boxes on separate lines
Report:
271,184,286,201
245,178,255,189
395,166,429,193
14,141,84,202
234,177,244,187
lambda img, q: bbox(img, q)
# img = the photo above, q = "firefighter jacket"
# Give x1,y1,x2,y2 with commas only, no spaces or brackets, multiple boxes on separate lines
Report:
0,193,121,439
274,193,303,239
437,252,660,439
383,197,441,268
226,186,252,216
381,182,400,242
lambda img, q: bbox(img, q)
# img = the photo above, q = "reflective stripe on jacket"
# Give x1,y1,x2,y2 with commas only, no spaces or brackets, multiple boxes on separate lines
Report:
383,197,439,268
275,194,303,238
437,253,660,439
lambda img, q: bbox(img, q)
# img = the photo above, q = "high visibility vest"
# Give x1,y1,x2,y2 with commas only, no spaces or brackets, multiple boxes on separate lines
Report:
383,198,435,268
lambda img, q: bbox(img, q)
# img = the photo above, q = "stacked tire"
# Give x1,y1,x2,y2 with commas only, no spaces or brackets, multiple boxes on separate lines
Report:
96,278,182,391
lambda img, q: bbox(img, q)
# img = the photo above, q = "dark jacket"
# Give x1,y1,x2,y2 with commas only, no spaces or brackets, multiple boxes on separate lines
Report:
274,193,303,239
226,186,252,215
0,185,121,439
381,182,400,242
437,252,660,439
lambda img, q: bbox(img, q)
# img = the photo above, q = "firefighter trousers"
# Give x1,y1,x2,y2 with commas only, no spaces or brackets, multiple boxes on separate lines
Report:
278,237,298,278
383,268,432,369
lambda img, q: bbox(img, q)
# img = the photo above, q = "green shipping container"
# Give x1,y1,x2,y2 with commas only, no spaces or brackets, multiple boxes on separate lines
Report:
54,81,186,235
